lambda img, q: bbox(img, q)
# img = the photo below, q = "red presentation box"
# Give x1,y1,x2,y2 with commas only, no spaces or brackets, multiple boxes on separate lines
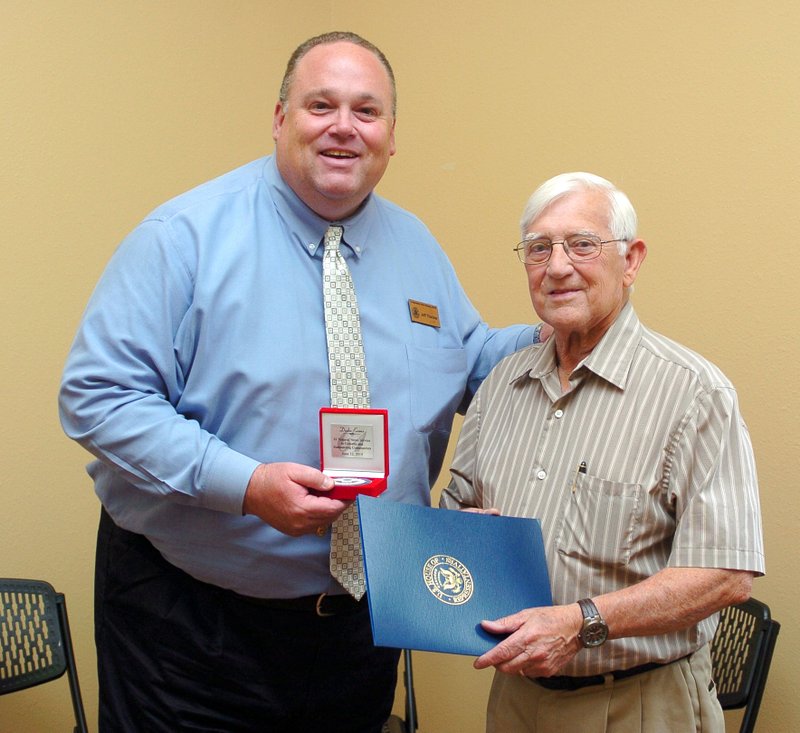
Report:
318,407,389,500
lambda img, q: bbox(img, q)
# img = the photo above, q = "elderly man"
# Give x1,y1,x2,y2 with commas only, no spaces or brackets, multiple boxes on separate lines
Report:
440,172,764,732
59,32,541,733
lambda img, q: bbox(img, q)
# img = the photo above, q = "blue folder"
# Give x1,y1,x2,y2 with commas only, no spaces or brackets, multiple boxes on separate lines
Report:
357,495,552,656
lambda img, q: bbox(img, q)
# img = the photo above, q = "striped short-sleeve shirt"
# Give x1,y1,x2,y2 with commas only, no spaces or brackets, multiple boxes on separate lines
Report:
440,302,764,676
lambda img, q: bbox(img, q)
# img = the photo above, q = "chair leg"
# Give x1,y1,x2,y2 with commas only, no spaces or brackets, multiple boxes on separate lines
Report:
403,650,417,731
56,594,89,733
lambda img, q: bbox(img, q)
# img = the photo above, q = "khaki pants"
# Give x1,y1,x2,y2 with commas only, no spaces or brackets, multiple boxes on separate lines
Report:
487,645,724,733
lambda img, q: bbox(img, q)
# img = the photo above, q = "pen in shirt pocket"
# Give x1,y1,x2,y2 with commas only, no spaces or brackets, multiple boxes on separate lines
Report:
571,461,588,493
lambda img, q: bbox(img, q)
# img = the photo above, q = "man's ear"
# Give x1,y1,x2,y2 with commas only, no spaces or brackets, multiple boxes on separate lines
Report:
389,119,397,157
623,239,647,289
272,101,285,142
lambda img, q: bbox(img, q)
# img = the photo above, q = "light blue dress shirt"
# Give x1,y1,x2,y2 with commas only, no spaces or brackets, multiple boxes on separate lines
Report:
59,155,534,597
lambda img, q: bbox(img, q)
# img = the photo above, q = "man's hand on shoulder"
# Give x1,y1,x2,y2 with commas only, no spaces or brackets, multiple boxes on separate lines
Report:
534,322,554,344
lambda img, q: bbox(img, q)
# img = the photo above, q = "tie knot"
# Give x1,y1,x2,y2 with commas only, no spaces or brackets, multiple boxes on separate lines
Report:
324,225,344,253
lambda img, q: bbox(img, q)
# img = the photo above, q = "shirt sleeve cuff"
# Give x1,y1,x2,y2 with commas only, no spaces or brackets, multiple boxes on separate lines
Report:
200,444,261,515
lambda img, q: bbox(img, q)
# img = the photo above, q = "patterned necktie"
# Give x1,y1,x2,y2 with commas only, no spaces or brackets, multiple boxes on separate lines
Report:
323,224,369,599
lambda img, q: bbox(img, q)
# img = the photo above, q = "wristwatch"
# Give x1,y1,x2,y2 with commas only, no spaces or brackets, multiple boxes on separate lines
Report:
577,598,609,648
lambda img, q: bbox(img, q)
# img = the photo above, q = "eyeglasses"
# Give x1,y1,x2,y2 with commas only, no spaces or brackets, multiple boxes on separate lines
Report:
513,234,627,265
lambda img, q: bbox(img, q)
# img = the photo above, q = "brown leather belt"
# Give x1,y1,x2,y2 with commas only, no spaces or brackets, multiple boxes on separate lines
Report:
535,659,679,691
231,591,365,617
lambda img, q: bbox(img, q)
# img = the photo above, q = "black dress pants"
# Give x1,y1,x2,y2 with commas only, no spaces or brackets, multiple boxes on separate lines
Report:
95,509,400,732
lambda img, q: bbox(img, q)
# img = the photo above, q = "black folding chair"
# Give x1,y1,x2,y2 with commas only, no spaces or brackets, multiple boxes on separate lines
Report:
0,578,89,733
382,649,418,733
711,597,780,733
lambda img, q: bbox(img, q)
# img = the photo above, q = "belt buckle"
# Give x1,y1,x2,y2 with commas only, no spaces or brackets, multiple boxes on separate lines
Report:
315,592,334,617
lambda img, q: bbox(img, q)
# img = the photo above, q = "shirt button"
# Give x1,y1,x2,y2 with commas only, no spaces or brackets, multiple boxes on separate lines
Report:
536,469,547,480
307,243,315,251
554,409,564,419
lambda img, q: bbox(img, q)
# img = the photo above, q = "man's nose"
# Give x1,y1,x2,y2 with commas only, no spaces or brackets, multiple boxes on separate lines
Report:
546,242,575,274
330,107,356,135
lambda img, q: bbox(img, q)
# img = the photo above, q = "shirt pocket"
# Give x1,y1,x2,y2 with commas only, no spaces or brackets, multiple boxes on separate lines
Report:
554,473,643,567
405,345,468,434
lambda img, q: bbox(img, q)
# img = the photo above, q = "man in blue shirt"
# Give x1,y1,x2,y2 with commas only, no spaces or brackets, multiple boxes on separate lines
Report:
59,31,538,732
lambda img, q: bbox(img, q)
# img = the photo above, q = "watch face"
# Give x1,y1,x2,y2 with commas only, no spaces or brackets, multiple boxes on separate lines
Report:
581,620,608,647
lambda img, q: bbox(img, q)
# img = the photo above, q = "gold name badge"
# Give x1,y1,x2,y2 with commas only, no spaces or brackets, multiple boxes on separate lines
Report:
408,299,441,328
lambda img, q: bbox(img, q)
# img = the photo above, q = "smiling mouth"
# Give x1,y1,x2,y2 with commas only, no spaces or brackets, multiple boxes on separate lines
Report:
549,288,580,297
322,150,357,159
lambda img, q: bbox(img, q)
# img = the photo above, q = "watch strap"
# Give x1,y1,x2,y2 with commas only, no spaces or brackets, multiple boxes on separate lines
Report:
578,597,601,620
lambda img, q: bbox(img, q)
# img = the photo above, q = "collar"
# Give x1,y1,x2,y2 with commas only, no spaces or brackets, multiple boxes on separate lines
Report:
511,302,643,391
263,155,376,260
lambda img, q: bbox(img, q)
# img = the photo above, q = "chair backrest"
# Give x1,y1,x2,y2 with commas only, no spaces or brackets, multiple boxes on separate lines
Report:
711,597,780,733
0,578,89,733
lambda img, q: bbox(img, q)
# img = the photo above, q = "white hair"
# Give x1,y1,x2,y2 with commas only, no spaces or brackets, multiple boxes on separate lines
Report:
520,172,638,255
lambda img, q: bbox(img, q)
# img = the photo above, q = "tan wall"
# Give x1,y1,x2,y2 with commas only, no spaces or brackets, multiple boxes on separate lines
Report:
2,2,797,731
